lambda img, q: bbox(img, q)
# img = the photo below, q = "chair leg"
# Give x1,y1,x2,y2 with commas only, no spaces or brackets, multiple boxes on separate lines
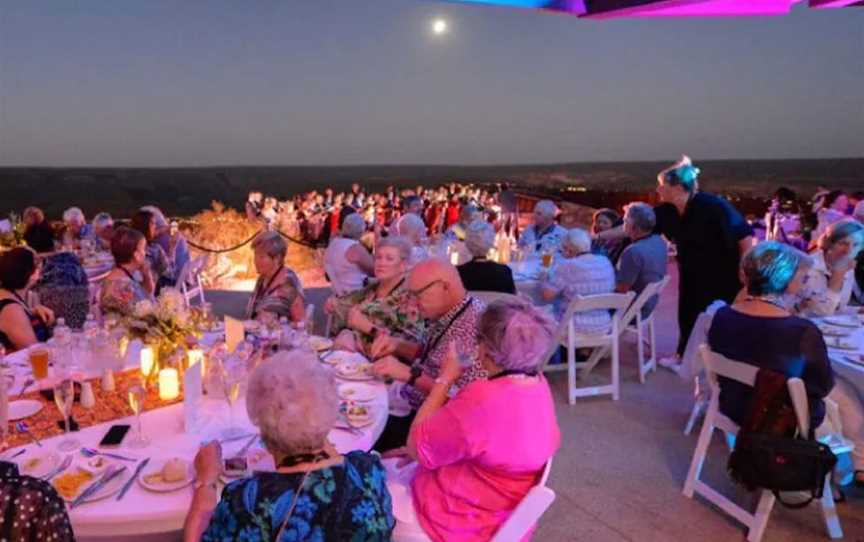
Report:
648,316,657,373
567,338,577,405
819,474,844,539
684,398,707,436
683,414,715,498
612,336,620,401
747,491,776,542
636,317,646,384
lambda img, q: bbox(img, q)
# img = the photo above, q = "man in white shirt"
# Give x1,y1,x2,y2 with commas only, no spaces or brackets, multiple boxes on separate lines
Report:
517,200,567,254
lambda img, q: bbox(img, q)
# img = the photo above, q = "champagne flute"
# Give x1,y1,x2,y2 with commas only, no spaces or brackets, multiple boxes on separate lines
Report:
127,383,150,448
53,379,80,452
220,366,244,439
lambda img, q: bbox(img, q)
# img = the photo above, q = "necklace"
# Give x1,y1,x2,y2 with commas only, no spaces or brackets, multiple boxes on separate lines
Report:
745,295,789,312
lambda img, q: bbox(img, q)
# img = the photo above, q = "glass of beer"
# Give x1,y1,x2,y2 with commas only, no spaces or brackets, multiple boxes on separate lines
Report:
541,251,553,268
28,348,50,380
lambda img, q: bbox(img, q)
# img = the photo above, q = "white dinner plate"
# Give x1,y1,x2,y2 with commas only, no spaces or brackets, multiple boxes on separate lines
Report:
138,459,195,493
827,339,858,351
335,362,374,381
54,466,131,503
819,325,852,338
337,383,377,402
17,451,60,479
8,399,43,420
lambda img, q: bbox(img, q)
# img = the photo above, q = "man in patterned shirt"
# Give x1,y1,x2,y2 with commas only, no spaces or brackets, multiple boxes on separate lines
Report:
370,259,487,452
517,199,567,254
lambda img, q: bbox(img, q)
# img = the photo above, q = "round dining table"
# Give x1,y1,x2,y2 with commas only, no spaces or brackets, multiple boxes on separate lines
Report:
1,338,389,541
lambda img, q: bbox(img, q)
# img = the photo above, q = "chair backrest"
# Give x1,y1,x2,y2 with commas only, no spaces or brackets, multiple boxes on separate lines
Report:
305,303,316,334
491,458,556,542
620,275,671,327
469,290,524,306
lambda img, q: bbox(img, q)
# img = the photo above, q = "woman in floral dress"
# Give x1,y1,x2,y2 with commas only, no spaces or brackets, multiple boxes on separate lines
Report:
99,227,156,317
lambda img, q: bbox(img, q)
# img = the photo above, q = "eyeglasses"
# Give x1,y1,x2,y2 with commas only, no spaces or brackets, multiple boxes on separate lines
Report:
407,279,444,298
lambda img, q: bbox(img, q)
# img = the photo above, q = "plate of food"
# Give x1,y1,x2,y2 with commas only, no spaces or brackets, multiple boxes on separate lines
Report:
309,336,334,352
337,383,377,402
17,451,60,479
823,316,860,329
53,465,129,503
340,402,375,428
334,362,374,381
139,458,195,493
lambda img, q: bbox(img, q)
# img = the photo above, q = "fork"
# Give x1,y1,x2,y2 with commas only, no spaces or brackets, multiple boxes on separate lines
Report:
15,421,42,447
44,454,73,480
80,447,138,462
16,378,35,398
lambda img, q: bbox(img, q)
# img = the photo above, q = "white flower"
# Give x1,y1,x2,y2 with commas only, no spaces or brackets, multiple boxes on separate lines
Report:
156,288,186,320
133,299,155,318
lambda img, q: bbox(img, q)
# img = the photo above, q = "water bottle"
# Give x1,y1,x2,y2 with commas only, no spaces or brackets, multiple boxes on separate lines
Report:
83,312,98,339
54,318,70,346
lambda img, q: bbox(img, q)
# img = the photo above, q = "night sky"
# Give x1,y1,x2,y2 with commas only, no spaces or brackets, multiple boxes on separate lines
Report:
0,0,861,166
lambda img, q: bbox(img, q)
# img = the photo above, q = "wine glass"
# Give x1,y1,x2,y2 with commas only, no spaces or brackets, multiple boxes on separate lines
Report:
53,379,80,452
219,364,244,439
127,383,150,448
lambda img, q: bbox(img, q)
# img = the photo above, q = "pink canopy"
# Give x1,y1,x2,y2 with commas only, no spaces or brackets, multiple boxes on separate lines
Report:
450,0,862,17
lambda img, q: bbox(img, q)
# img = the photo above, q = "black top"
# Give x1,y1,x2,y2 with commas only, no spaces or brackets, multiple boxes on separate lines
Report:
0,298,51,350
457,259,517,294
707,306,834,428
654,193,753,301
0,461,74,542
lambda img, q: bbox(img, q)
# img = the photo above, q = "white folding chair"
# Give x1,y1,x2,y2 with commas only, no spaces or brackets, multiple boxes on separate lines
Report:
618,276,671,384
540,292,635,403
177,256,207,308
305,303,316,334
490,458,556,542
683,345,851,541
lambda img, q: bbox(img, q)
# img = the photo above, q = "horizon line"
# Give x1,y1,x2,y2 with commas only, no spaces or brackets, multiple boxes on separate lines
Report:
1,156,862,170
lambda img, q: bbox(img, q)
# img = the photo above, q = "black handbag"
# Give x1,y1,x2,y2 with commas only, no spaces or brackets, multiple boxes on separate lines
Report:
727,368,837,508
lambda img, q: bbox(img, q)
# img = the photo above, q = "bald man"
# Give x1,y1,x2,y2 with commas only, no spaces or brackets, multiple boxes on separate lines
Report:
369,258,487,452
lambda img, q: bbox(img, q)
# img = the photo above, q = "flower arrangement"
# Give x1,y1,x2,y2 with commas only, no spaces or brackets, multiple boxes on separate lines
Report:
124,288,200,382
0,213,26,248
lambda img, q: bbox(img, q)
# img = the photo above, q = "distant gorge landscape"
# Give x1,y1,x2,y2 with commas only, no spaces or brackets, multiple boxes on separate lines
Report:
1,158,861,219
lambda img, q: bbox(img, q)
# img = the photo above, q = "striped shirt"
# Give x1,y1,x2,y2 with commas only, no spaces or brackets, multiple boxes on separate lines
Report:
547,253,616,334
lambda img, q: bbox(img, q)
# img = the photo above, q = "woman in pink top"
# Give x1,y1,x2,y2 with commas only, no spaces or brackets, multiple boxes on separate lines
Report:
388,298,561,542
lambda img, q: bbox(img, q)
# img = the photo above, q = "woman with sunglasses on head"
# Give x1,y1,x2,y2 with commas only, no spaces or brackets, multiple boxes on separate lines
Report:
325,235,425,356
0,247,55,352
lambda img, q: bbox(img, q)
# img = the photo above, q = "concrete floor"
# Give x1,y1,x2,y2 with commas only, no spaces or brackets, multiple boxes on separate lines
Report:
206,265,864,542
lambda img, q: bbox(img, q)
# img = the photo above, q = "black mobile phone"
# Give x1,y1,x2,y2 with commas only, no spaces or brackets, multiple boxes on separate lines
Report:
99,424,131,448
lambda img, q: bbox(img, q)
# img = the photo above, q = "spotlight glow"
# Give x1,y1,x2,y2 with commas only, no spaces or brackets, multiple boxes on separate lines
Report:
432,19,448,35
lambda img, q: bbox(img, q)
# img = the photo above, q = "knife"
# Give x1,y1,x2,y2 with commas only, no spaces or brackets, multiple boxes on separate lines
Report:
72,465,127,508
116,458,150,501
44,455,73,481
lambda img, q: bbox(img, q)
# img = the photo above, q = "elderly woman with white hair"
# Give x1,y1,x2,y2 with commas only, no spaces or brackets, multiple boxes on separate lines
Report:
326,236,424,355
247,231,306,323
540,228,616,334
386,299,560,541
391,213,430,267
61,206,93,249
324,213,374,296
517,199,567,255
457,220,516,294
184,351,395,541
796,219,864,316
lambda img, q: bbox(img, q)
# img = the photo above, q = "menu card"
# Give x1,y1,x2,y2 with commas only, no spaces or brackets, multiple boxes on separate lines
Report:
225,316,244,353
184,361,203,433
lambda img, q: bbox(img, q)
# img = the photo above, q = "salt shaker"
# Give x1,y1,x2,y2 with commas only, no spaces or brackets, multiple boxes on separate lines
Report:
101,369,115,392
80,381,96,409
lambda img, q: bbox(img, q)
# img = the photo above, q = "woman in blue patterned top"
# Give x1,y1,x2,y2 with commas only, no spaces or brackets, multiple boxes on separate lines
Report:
184,350,394,542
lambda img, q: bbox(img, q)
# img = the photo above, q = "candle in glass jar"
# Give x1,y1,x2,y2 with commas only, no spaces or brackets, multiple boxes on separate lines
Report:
450,252,459,266
140,346,155,377
158,368,180,400
187,348,204,374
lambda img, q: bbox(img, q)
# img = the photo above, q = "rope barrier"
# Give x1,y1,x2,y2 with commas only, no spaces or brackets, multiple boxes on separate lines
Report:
185,230,262,254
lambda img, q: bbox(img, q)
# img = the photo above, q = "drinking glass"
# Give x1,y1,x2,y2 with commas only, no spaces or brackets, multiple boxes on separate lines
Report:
127,383,150,448
219,364,245,439
53,379,80,452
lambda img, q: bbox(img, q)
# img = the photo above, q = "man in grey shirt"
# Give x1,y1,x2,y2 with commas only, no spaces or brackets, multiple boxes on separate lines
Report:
616,203,668,318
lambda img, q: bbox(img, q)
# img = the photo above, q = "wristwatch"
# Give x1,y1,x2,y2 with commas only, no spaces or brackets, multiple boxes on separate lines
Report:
407,364,423,387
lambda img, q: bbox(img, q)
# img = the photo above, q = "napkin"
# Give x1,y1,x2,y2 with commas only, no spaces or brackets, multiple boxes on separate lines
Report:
184,362,203,433
225,316,244,353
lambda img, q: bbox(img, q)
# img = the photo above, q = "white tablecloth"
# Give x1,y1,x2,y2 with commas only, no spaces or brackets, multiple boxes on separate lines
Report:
508,259,546,304
2,340,389,539
826,323,864,392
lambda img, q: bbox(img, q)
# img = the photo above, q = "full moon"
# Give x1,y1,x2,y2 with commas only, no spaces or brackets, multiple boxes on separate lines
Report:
432,19,448,35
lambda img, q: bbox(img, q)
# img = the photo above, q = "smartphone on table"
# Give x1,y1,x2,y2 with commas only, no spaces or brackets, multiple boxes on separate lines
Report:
99,424,131,448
